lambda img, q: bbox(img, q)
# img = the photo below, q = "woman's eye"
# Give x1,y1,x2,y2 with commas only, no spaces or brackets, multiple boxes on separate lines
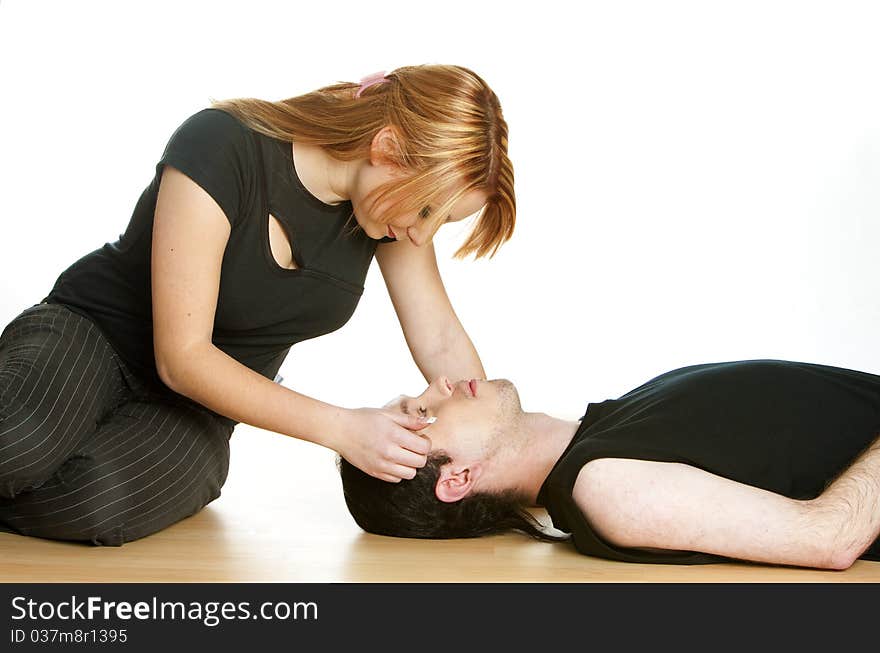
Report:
418,406,428,417
419,206,431,219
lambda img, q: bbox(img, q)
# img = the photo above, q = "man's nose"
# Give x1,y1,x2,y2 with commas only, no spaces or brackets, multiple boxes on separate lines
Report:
427,376,452,399
406,226,427,247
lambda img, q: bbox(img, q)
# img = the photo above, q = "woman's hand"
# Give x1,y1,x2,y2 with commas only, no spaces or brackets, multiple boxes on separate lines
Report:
335,408,433,482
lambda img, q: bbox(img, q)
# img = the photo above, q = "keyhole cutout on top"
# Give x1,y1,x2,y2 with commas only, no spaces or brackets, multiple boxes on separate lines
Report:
268,214,300,270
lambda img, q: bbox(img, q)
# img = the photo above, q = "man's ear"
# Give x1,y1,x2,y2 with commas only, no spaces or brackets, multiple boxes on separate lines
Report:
369,126,402,167
435,463,482,503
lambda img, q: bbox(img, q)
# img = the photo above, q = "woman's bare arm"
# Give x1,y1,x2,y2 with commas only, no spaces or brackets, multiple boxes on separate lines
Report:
152,166,347,445
151,167,430,480
376,239,485,382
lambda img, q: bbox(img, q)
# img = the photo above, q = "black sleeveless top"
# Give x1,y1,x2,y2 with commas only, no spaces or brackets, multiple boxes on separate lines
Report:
44,109,390,388
537,359,880,565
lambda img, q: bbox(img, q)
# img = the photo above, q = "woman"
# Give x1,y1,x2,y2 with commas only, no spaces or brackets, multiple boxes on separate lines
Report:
0,64,514,546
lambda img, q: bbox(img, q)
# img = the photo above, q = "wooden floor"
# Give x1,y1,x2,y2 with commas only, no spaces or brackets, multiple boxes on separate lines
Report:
1,424,879,583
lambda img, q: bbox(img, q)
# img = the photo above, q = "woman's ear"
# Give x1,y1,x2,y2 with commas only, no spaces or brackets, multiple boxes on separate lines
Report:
370,126,402,167
435,463,482,503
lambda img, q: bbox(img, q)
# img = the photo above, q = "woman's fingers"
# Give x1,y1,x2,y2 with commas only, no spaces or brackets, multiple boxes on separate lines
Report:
342,407,436,482
390,446,428,470
386,410,434,432
396,428,431,456
384,463,420,482
383,414,432,454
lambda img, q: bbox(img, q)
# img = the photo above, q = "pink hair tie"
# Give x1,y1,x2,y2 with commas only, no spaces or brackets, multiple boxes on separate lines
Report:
355,71,388,98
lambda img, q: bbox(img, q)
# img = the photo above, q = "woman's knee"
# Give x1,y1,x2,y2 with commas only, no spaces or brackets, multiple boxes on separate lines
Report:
0,304,124,414
0,390,103,499
0,396,233,545
0,306,131,498
0,399,76,499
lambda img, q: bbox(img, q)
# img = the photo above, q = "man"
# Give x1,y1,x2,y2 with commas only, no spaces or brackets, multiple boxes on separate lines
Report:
338,360,880,569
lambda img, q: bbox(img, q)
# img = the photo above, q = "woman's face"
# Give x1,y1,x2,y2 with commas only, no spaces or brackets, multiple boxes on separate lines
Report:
350,163,489,246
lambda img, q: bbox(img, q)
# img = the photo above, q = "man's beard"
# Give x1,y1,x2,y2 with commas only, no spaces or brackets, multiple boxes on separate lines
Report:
492,378,522,416
487,378,525,451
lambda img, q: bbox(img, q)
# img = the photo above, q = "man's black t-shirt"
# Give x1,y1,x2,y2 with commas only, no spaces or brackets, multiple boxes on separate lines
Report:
44,109,384,389
537,359,880,564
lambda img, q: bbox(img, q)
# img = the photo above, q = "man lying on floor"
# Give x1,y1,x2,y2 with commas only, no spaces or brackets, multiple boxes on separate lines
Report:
338,360,880,569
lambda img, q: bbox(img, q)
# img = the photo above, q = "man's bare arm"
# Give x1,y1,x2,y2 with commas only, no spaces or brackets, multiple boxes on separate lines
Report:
810,432,880,568
573,458,834,569
573,432,880,570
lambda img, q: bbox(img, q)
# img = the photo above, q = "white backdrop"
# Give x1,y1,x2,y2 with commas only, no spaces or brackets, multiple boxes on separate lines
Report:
1,0,878,422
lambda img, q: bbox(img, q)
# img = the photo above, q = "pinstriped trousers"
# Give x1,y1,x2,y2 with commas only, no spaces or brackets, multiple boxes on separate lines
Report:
0,302,234,546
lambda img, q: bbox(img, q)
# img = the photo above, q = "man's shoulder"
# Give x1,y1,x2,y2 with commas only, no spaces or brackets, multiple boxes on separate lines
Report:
572,458,695,549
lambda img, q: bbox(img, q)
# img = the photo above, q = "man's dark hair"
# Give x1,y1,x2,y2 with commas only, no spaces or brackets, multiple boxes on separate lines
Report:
338,452,567,542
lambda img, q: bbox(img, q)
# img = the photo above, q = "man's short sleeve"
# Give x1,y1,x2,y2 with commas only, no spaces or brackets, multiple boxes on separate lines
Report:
156,108,255,227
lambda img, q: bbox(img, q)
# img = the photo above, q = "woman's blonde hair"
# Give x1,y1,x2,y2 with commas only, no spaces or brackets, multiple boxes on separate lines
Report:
210,64,515,258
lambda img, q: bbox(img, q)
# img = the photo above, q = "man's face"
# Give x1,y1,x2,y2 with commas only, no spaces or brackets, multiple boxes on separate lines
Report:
386,377,522,459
